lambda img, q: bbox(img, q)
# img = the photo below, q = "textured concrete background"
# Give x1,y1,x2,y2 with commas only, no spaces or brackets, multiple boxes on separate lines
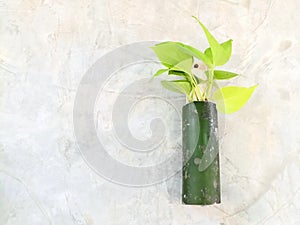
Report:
1,0,300,224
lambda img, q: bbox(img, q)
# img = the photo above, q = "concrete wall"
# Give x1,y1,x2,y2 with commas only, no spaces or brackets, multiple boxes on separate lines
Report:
1,0,300,224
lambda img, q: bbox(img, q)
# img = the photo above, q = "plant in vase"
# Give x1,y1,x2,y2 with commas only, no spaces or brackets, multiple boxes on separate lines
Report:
151,16,257,205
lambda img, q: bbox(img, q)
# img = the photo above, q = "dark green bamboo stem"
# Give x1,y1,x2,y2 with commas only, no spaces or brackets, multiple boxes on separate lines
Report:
182,101,220,205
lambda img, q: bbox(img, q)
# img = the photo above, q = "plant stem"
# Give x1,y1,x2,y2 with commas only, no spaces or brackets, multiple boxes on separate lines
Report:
188,73,203,101
206,68,214,100
202,85,208,100
195,86,202,101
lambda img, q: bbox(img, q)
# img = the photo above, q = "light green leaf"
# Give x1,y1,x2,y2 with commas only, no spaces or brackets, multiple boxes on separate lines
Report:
204,47,213,62
214,70,239,80
213,85,258,114
153,68,168,77
161,80,192,96
173,57,194,74
192,16,232,66
151,42,193,69
204,39,232,66
175,42,213,67
220,39,232,61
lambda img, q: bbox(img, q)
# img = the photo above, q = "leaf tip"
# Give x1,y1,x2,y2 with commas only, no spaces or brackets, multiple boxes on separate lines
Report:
192,15,203,25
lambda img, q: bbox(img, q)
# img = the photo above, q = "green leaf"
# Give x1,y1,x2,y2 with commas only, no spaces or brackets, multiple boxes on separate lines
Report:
168,69,186,77
151,42,193,69
204,47,213,62
220,39,232,62
153,68,168,77
173,57,194,74
192,16,232,66
213,85,258,114
214,70,239,80
174,42,213,68
161,80,192,96
168,69,195,87
204,39,232,66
